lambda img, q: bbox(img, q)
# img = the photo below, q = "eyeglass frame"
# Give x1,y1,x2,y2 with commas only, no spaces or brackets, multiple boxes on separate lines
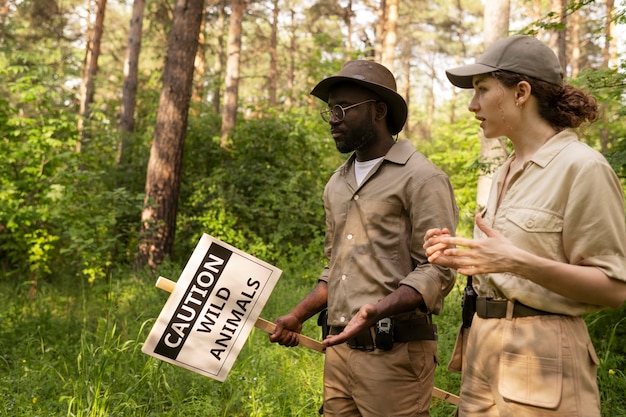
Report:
320,99,377,123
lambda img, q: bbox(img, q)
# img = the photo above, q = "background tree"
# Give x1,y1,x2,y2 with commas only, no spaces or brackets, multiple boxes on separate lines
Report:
118,0,145,167
78,0,107,153
475,0,510,210
220,0,245,145
136,0,206,270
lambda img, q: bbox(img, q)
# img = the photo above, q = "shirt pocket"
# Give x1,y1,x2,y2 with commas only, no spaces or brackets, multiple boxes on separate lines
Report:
358,198,403,260
506,207,563,256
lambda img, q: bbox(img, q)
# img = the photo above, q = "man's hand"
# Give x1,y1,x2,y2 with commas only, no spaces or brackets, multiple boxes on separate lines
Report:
269,313,303,347
322,304,378,348
423,227,454,263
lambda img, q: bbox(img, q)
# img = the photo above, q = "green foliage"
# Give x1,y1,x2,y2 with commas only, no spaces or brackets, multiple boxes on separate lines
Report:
0,58,143,283
587,306,626,416
177,109,338,270
417,117,481,237
0,61,79,277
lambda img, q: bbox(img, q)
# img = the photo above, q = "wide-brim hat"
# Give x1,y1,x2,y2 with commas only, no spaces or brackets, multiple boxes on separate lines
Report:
311,60,408,135
446,35,564,89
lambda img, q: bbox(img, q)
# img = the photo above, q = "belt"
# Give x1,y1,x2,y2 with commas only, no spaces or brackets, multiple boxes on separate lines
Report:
329,315,437,351
476,297,554,319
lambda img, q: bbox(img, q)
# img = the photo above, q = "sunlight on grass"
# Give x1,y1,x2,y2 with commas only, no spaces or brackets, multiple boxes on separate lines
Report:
0,270,624,416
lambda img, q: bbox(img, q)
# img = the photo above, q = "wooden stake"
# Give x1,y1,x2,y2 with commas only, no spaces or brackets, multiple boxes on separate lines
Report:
155,276,459,406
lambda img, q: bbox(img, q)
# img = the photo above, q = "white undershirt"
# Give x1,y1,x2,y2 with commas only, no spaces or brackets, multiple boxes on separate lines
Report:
354,157,384,186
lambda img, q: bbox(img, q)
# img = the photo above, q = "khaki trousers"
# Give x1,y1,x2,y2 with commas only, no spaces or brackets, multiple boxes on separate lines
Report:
323,340,437,417
458,314,601,417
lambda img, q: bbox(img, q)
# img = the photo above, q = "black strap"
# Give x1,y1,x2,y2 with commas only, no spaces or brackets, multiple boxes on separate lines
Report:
462,276,477,328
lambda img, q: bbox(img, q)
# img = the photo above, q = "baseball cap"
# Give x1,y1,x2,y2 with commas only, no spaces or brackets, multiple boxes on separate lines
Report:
311,60,408,135
446,35,564,89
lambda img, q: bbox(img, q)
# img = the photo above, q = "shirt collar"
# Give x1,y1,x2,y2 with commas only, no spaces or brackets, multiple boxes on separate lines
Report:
526,129,578,169
339,139,414,175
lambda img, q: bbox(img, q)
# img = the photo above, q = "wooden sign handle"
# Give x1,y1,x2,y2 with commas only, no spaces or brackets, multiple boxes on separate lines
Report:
154,276,459,406
155,276,325,353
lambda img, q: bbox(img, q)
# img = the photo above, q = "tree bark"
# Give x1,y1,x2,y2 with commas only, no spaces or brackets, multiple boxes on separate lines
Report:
477,0,510,211
78,0,107,153
221,0,245,146
135,0,206,270
118,0,145,165
380,0,398,70
211,0,226,114
268,0,279,106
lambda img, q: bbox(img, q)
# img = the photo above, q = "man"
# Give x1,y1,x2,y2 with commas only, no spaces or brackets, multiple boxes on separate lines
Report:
270,60,458,417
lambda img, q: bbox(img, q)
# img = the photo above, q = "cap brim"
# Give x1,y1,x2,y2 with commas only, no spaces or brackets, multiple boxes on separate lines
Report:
445,63,498,89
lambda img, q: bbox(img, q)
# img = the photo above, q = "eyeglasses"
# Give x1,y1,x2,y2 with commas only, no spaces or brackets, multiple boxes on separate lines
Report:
320,99,377,122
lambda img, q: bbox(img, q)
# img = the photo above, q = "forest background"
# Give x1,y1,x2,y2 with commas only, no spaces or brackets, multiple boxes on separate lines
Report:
1,0,625,416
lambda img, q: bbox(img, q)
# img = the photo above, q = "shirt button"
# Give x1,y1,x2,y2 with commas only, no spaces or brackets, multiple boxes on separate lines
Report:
347,234,353,240
341,274,347,281
525,220,534,228
354,195,359,200
340,316,346,323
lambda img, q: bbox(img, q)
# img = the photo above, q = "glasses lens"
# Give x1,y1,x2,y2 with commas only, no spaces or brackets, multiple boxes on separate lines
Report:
320,108,332,122
332,105,344,121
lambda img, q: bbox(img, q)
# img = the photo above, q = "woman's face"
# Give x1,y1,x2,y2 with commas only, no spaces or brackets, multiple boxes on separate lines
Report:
468,74,518,139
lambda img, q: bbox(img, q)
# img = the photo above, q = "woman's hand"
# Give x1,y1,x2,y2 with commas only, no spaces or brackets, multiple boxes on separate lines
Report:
428,214,520,275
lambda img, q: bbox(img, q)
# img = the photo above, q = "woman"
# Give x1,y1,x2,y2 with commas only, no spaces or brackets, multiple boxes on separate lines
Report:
424,35,626,417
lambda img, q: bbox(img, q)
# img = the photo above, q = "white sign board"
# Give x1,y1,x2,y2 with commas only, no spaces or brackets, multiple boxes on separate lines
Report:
142,234,282,381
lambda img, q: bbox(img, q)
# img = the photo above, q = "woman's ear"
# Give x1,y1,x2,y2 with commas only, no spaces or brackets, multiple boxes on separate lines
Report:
515,81,532,106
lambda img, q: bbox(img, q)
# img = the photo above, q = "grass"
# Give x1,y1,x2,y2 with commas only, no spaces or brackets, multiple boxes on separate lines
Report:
0,265,624,416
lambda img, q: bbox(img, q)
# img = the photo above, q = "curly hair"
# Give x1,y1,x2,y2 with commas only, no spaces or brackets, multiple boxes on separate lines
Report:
492,70,599,130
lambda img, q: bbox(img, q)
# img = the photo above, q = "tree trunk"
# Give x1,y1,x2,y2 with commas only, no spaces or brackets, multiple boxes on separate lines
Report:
78,0,107,153
599,0,615,152
221,0,245,146
118,0,145,165
192,6,207,104
268,0,278,106
211,0,226,114
570,8,581,77
284,7,296,108
344,0,353,55
401,41,411,135
548,0,567,70
477,0,510,211
135,0,206,270
380,0,398,70
374,0,386,62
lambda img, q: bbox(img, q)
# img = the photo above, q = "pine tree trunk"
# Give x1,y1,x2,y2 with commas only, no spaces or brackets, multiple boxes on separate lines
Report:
477,0,510,211
78,0,107,153
135,0,206,270
221,0,245,146
118,0,145,165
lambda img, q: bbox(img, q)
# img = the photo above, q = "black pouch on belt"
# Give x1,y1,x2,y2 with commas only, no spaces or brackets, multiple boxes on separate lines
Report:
462,276,477,328
317,308,329,339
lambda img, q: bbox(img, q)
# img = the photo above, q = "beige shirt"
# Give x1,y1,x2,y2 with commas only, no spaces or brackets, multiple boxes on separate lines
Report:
475,130,626,315
319,139,459,326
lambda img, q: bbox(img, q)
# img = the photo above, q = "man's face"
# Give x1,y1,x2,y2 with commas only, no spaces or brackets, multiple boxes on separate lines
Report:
327,85,378,154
